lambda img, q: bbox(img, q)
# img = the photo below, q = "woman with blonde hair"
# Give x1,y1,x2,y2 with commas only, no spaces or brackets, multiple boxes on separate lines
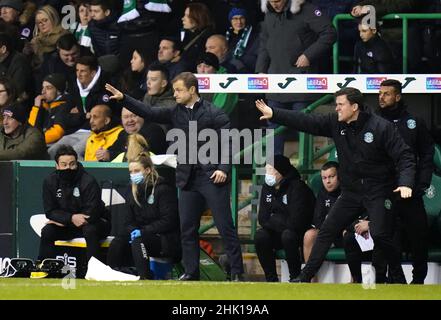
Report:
107,149,181,279
27,5,69,68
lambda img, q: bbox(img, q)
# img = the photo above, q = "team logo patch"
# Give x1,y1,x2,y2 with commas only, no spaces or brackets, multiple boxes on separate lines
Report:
102,94,110,102
426,185,435,199
364,132,374,143
73,187,80,197
282,194,288,205
384,199,392,210
367,51,373,58
21,28,31,38
407,119,416,129
314,9,322,16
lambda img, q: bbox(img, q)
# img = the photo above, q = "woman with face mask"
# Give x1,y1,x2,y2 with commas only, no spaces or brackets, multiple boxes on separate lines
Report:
107,148,181,279
255,155,316,282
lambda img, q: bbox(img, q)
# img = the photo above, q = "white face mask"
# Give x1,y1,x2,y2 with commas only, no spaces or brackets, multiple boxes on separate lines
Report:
265,174,277,187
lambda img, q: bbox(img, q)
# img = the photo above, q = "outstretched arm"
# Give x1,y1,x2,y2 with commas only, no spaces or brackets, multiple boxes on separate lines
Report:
105,83,174,124
255,99,334,138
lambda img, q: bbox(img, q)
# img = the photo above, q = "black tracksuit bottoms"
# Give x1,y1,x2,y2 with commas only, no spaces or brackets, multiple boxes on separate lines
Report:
302,190,405,282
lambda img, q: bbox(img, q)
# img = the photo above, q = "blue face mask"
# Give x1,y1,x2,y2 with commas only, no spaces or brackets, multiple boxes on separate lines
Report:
130,172,144,185
265,174,277,187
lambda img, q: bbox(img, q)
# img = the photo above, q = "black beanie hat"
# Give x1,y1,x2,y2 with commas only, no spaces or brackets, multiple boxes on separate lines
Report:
3,103,28,124
43,73,66,93
272,155,297,177
197,52,220,70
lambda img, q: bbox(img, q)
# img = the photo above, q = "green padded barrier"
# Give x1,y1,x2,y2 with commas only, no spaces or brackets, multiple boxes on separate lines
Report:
276,248,347,262
328,146,338,162
434,144,441,170
308,171,323,197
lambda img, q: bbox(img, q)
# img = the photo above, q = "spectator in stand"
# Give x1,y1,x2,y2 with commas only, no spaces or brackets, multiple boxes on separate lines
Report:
72,0,93,50
142,62,175,111
0,0,34,51
28,5,69,69
84,103,123,161
225,6,259,74
0,102,48,160
99,106,167,162
180,2,215,70
205,34,237,73
37,33,93,94
88,0,120,57
157,37,190,82
350,0,419,72
196,52,238,115
256,0,336,155
48,55,111,160
353,20,395,73
28,73,82,146
119,47,149,100
0,77,16,117
0,32,32,101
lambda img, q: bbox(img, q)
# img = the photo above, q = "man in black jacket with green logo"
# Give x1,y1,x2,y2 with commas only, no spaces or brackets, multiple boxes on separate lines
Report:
255,155,315,282
256,87,416,283
376,79,434,284
38,145,110,263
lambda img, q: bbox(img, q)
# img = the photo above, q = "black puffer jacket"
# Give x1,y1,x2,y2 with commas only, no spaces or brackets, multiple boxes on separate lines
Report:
88,14,121,57
258,170,315,234
126,177,181,262
42,163,107,226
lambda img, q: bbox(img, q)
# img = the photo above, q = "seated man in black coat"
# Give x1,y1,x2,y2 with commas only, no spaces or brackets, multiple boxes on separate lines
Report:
255,155,315,282
38,145,110,264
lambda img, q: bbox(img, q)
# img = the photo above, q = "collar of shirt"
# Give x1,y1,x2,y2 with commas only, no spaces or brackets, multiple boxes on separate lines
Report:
185,98,200,110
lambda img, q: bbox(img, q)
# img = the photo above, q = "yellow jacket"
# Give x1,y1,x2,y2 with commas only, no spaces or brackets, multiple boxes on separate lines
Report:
84,125,124,161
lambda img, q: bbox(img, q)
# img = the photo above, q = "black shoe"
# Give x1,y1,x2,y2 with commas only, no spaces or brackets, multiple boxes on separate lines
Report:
178,273,199,281
410,279,424,285
289,273,311,283
231,273,245,282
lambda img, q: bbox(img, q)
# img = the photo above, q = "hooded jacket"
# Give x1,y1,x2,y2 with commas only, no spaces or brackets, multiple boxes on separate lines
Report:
258,169,315,234
256,0,336,102
28,95,82,144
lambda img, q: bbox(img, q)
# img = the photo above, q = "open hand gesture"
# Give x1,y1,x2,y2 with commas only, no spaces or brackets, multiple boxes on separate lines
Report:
105,83,124,101
255,99,273,120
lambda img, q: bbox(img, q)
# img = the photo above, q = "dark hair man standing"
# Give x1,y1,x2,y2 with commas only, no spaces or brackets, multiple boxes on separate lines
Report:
376,79,435,284
256,87,416,283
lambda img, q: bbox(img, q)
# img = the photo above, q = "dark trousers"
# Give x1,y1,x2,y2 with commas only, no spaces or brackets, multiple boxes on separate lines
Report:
38,219,110,263
179,170,244,277
255,228,302,282
395,196,428,283
302,191,405,282
266,100,308,155
108,232,166,279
